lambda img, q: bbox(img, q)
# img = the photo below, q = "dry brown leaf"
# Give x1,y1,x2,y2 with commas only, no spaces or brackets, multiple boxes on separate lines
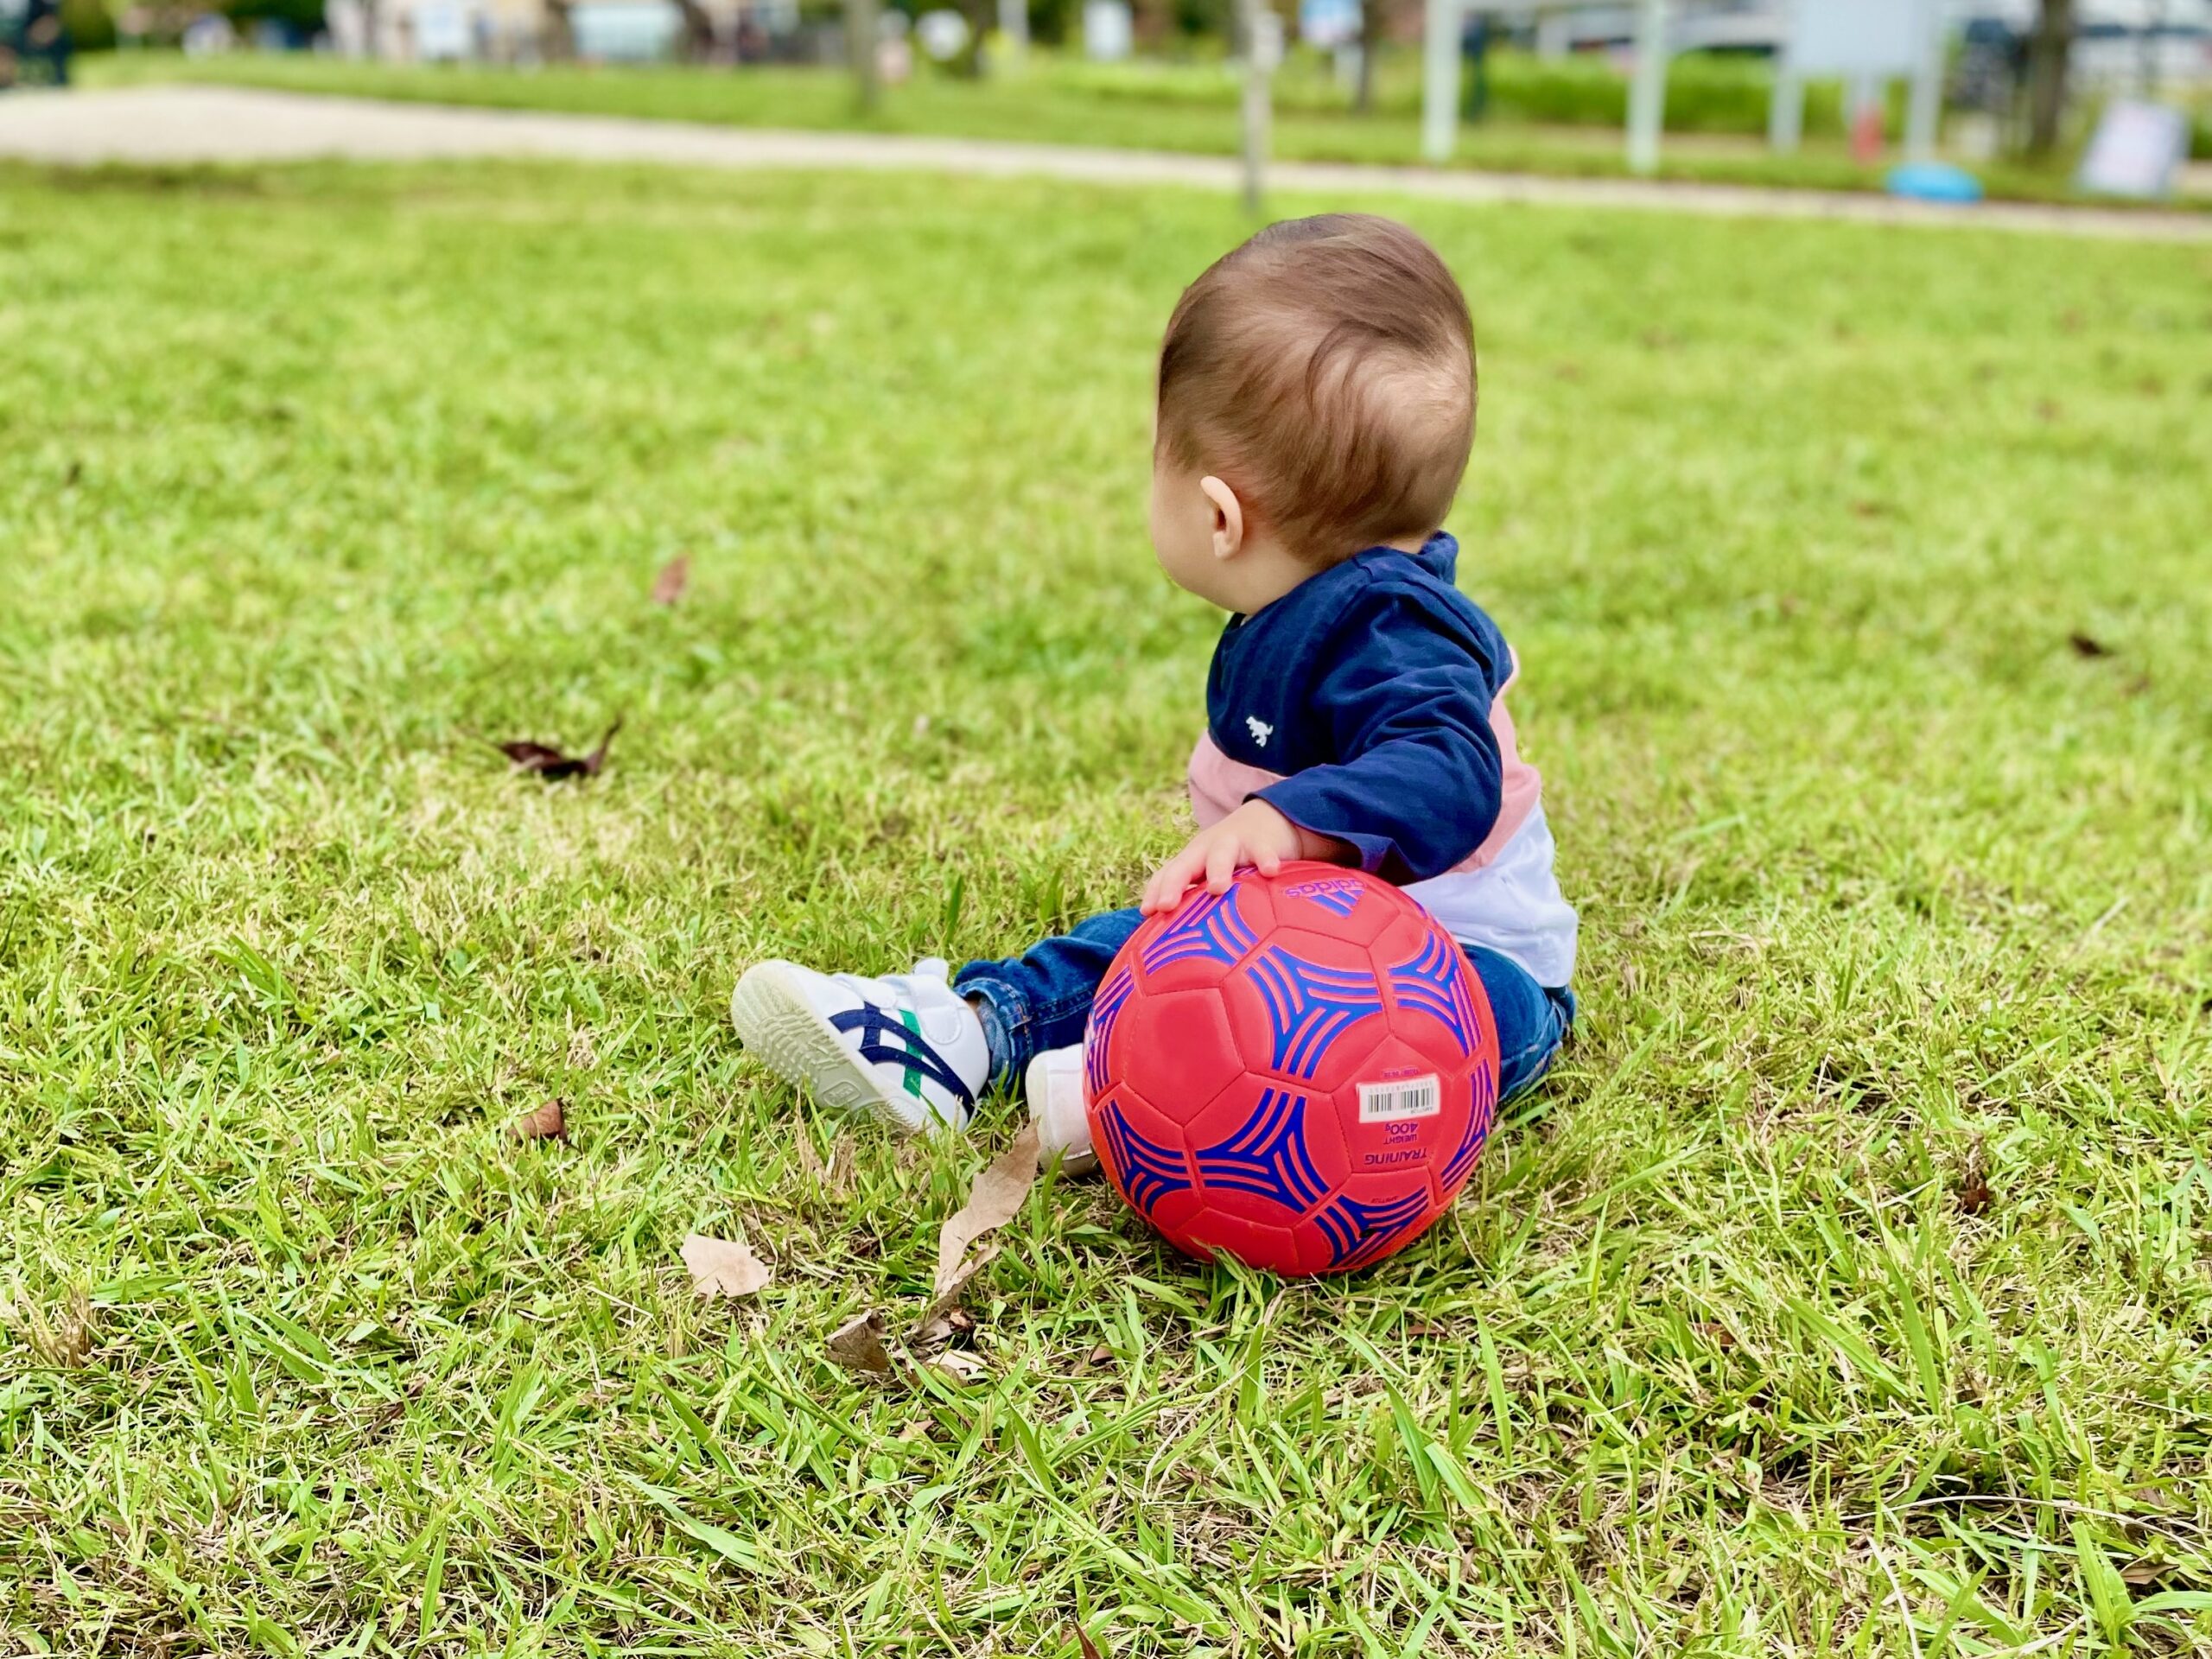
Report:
896,1420,931,1443
682,1231,772,1300
496,716,622,782
2068,631,2113,659
935,1123,1039,1295
1073,1623,1105,1659
926,1351,988,1385
651,554,690,606
2120,1557,2168,1586
1087,1342,1115,1367
1956,1168,1993,1217
513,1099,567,1141
827,1311,894,1376
912,1244,997,1356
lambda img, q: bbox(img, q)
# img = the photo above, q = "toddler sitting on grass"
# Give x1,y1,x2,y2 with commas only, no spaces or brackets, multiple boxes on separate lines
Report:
733,213,1577,1160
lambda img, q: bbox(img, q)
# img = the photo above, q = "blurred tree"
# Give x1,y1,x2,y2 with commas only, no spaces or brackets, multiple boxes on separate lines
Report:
542,0,575,57
2024,0,2073,156
672,0,715,56
60,0,117,51
1354,0,1382,112
223,0,326,40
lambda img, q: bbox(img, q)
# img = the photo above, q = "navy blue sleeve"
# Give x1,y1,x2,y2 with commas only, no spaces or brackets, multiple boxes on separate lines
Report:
1253,587,1504,884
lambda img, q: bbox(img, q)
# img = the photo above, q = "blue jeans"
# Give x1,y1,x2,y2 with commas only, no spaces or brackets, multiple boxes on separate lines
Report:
956,908,1574,1103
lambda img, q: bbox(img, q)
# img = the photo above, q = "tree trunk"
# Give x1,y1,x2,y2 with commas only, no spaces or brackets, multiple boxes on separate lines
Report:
2024,0,2074,157
671,0,716,60
541,0,575,60
1353,0,1383,114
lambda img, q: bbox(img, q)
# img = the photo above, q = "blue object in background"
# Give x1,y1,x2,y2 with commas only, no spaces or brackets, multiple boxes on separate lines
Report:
1886,162,1985,204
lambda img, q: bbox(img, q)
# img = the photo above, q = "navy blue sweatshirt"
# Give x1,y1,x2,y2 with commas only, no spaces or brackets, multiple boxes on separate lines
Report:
1186,533,1516,887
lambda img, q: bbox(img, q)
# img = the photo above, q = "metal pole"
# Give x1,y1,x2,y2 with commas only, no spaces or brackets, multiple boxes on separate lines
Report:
1239,0,1277,214
1768,0,1802,152
1626,0,1667,175
1904,0,1944,162
849,0,881,113
1421,0,1460,163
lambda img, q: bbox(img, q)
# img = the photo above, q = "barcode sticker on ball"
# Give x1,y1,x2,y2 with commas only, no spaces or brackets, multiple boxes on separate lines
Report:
1358,1075,1441,1123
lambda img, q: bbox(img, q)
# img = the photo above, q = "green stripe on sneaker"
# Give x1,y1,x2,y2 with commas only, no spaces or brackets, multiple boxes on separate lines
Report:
898,1008,925,1098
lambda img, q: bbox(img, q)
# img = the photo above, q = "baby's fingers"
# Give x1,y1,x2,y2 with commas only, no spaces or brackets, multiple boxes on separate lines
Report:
1143,847,1201,913
1204,836,1241,895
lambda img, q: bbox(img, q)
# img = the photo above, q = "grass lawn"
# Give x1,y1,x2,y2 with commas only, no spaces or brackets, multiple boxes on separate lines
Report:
3,157,2212,1655
79,48,2185,212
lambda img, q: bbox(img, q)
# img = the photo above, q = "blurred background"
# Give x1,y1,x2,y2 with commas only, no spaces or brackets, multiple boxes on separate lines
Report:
3,0,2207,207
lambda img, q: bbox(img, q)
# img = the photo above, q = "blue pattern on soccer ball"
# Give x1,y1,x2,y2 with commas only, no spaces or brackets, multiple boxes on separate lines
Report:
1141,886,1259,974
1383,930,1483,1058
1246,947,1383,1080
1191,1087,1332,1214
1085,965,1136,1100
1440,1063,1497,1191
1281,875,1367,918
1094,1098,1192,1219
1314,1188,1433,1269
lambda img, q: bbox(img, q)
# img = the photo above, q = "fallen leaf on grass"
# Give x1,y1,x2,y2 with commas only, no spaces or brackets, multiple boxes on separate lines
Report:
2068,632,2113,658
1956,1144,1993,1217
1087,1342,1115,1367
1073,1624,1105,1659
2121,1557,2169,1586
682,1232,772,1300
828,1311,895,1375
512,1099,567,1141
651,554,690,606
925,1351,988,1385
934,1123,1039,1295
496,717,623,782
915,1243,997,1336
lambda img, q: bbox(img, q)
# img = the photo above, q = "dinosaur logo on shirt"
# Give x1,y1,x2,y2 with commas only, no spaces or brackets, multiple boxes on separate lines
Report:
1246,716,1273,748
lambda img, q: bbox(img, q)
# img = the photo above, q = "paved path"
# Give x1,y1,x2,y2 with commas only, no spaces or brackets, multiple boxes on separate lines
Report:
3,85,2208,243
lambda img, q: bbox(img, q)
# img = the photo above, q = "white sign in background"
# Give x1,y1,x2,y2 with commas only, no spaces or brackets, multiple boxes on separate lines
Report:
2077,100,2191,199
1789,0,1925,78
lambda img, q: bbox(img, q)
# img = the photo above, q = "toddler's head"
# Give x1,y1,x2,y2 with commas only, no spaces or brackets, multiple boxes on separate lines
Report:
1149,213,1475,610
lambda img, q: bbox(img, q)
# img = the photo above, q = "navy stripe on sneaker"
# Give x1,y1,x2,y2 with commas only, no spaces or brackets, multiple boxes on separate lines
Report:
829,1005,977,1112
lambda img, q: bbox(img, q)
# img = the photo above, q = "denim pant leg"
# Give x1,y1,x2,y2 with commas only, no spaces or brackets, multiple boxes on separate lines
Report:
1463,944,1576,1103
954,908,1144,1085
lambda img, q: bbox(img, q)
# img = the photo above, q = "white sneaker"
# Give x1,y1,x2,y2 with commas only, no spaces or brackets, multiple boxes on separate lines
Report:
730,957,989,1135
1024,1045,1097,1175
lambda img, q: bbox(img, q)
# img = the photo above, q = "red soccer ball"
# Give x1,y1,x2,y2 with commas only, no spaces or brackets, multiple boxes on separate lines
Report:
1084,862,1499,1276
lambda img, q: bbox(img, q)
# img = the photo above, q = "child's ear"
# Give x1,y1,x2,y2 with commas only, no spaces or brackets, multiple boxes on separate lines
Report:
1199,475,1245,562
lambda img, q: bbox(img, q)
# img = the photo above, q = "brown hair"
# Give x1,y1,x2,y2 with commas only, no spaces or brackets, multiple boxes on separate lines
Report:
1156,213,1476,563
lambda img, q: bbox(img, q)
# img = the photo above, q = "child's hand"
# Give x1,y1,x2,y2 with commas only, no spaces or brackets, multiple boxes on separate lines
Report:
1141,801,1344,914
